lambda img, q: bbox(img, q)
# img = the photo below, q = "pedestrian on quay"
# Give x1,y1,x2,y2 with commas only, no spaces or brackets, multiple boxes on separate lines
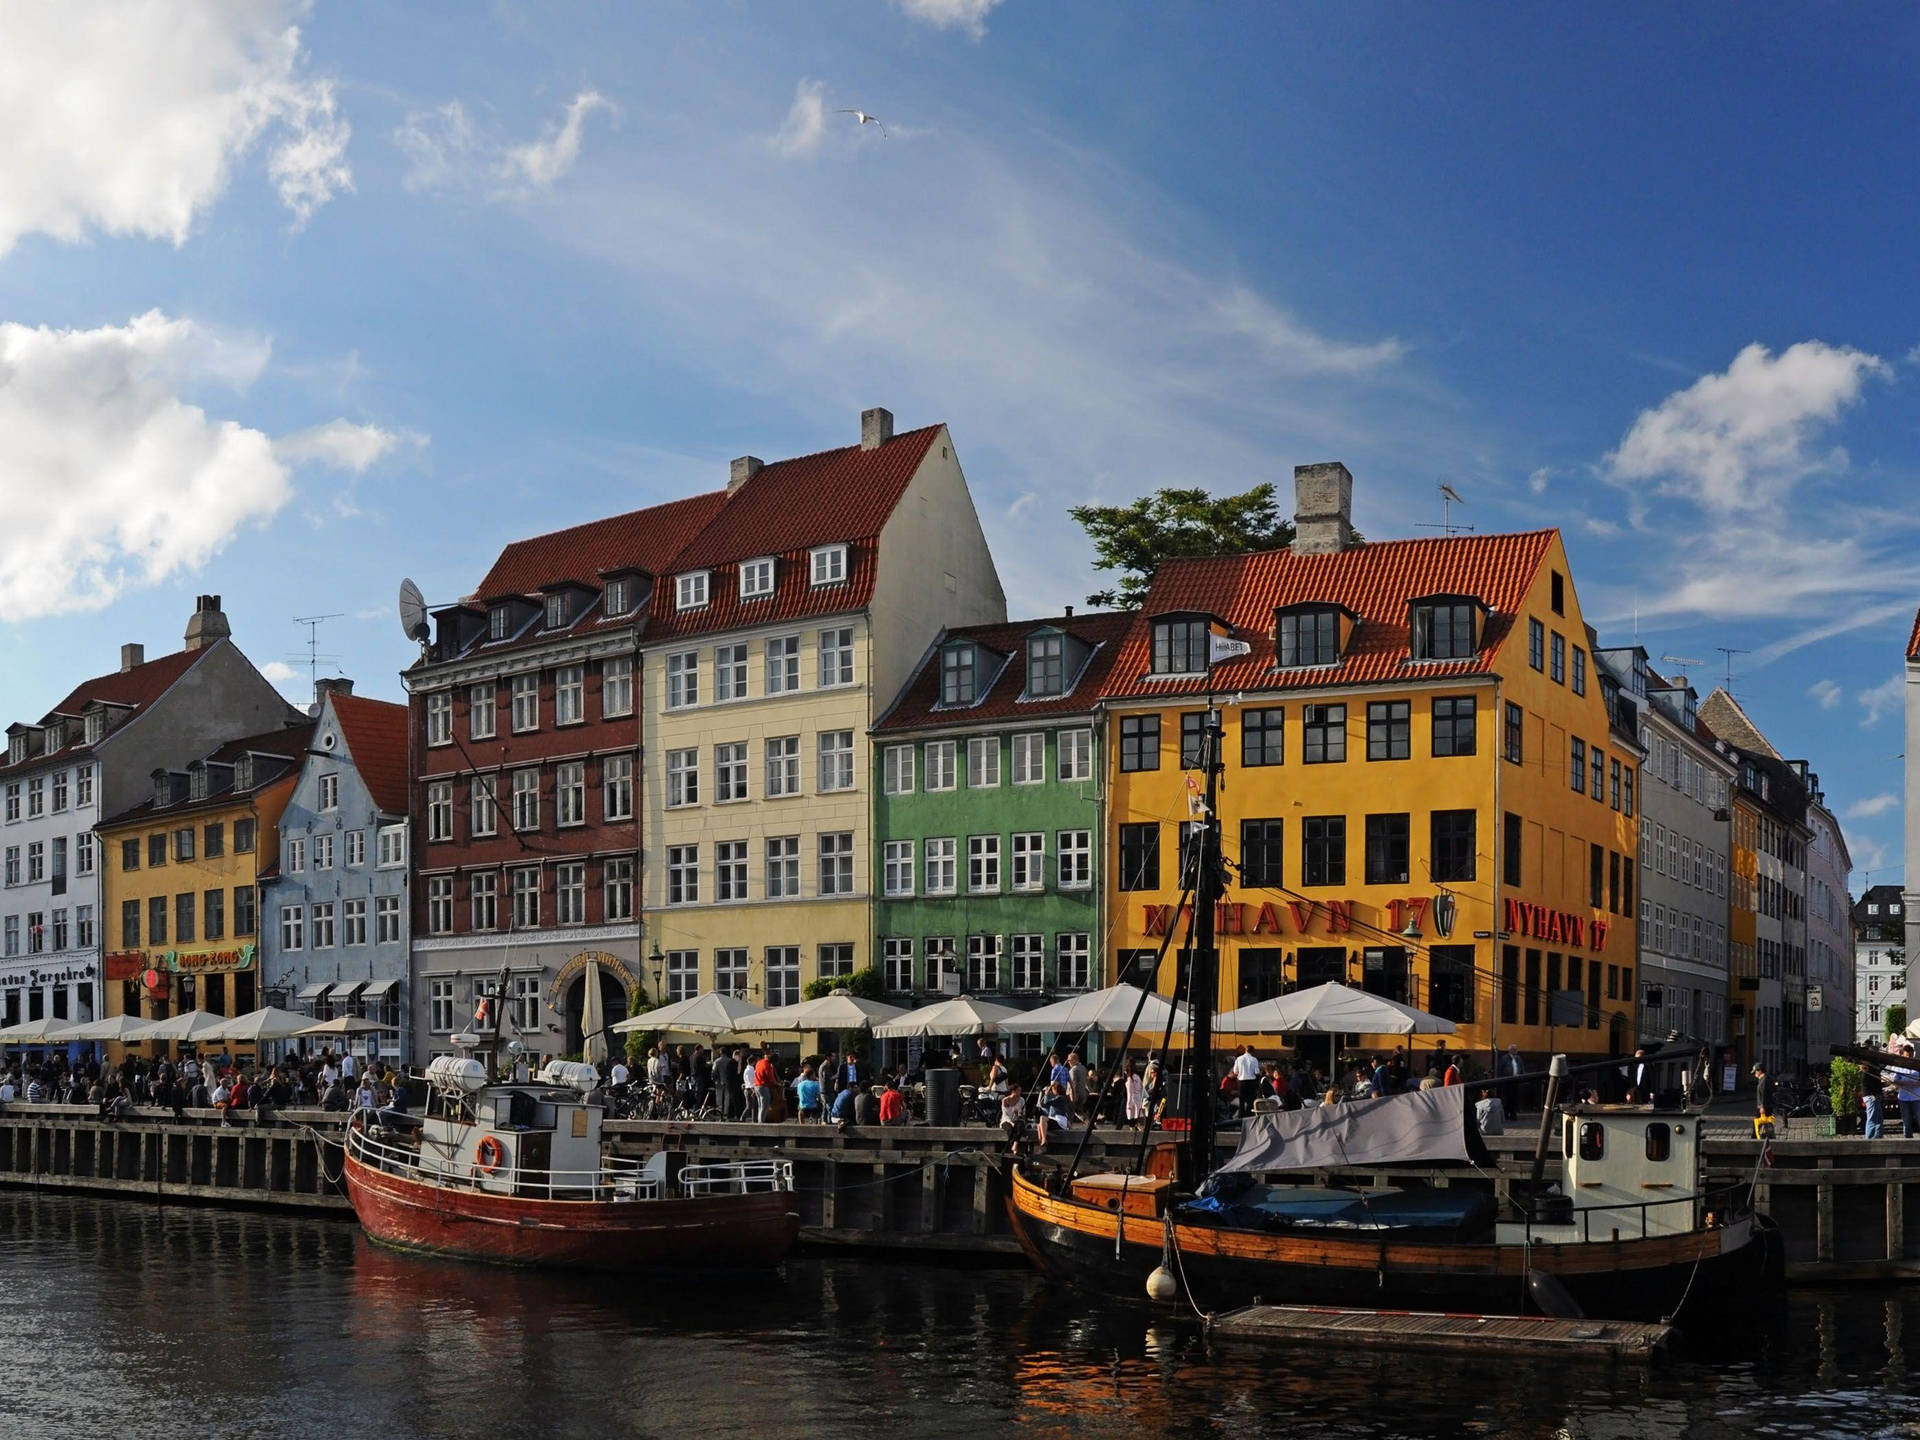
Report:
1891,1043,1920,1138
740,1046,760,1120
795,1062,823,1122
1752,1062,1774,1126
1067,1050,1090,1121
752,1050,777,1123
1123,1062,1146,1131
1864,1067,1886,1140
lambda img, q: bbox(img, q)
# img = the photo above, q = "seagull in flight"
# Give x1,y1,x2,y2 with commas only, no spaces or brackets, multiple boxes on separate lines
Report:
835,109,889,137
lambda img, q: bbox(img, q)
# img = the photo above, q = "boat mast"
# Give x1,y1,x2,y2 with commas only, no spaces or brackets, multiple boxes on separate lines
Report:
1184,706,1224,1188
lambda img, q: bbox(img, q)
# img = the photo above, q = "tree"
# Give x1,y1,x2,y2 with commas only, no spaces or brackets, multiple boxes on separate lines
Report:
1887,1003,1908,1039
1069,484,1295,609
803,966,886,1001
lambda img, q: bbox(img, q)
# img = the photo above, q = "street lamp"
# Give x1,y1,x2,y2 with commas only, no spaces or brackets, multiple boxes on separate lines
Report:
648,942,664,1003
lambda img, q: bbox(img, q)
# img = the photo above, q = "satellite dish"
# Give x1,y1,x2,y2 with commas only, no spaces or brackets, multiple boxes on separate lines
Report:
398,579,430,645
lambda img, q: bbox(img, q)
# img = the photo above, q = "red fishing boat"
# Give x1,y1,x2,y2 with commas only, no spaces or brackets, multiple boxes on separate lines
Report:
343,1050,798,1271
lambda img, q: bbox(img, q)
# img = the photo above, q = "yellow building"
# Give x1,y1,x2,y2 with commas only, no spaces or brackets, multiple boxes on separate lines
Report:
1100,464,1640,1062
640,410,1004,1007
100,723,312,1041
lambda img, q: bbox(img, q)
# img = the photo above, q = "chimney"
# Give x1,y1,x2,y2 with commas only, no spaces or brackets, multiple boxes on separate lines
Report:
120,643,145,673
729,456,763,492
314,677,355,710
183,594,231,651
1064,605,1074,619
861,407,894,451
1291,462,1357,556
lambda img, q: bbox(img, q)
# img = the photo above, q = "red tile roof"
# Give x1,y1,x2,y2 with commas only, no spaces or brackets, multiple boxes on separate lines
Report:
470,490,729,601
0,645,213,778
1101,531,1558,700
330,693,410,815
875,611,1135,732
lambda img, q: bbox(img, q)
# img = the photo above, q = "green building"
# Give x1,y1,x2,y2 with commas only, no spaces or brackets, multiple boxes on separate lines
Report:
870,611,1130,1041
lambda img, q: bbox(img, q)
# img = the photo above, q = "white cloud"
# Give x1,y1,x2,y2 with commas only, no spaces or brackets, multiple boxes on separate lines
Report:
502,91,610,188
773,81,829,160
890,0,1005,39
275,419,423,475
1859,673,1904,727
260,660,298,684
396,101,479,193
1527,466,1551,495
0,1,351,254
1809,678,1843,710
1846,793,1900,820
0,311,292,618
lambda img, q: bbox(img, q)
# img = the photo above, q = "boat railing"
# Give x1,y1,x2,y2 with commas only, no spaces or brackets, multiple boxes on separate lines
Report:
678,1158,793,1196
1516,1178,1752,1245
344,1110,662,1202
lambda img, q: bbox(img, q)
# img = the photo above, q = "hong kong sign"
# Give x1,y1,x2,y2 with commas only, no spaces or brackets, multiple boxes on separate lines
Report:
158,942,257,974
1503,898,1611,954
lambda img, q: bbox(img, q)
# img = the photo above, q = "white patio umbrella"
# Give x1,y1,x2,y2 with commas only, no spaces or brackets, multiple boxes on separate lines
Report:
297,1015,390,1037
136,1010,230,1043
581,962,609,1066
0,1018,84,1046
737,990,908,1033
872,996,1025,1039
612,991,762,1036
48,1013,158,1044
1215,981,1457,1077
996,983,1189,1036
195,1007,315,1044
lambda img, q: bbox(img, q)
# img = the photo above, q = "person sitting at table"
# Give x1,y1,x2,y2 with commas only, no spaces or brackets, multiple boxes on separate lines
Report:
854,1085,881,1127
878,1080,909,1126
795,1063,824,1123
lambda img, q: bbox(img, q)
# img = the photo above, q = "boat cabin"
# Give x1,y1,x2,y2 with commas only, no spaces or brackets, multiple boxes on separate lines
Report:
416,1056,614,1198
1494,1104,1705,1245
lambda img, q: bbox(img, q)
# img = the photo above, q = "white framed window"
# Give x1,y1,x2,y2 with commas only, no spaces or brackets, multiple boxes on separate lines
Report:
766,736,800,797
346,830,366,867
818,832,854,895
1057,829,1092,890
378,825,407,868
281,905,305,951
818,731,854,792
603,578,630,616
716,947,748,997
75,905,93,950
511,974,542,1032
968,835,1001,893
313,833,334,871
601,658,633,718
716,840,748,901
288,834,309,872
511,768,539,832
666,651,699,709
469,683,496,739
510,867,539,929
766,836,800,897
883,840,915,896
50,771,67,813
666,950,700,1002
667,749,699,807
882,938,915,993
311,902,335,949
488,605,510,642
471,874,498,931
1057,728,1093,782
555,666,585,725
1057,932,1091,990
470,776,498,837
819,627,855,687
715,743,748,802
27,777,43,817
26,841,43,882
343,898,368,946
967,736,1001,788
1011,934,1045,992
766,947,801,1007
426,693,452,746
966,933,1001,992
556,761,585,826
603,754,634,821
766,635,800,694
2,783,14,823
1010,832,1045,892
925,937,958,992
740,557,775,599
604,857,635,921
2,846,15,885
926,741,957,791
715,643,748,701
510,673,539,732
820,942,855,979
926,837,956,896
676,571,710,610
426,876,453,935
75,834,94,877
75,766,93,808
882,744,915,795
810,544,848,587
429,978,455,1033
556,861,586,924
1011,732,1046,784
545,593,567,630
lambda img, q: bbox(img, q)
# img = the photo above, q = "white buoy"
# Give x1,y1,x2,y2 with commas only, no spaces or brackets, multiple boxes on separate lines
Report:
1146,1265,1180,1302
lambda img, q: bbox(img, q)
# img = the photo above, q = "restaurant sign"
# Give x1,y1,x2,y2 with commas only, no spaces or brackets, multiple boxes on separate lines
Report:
0,960,96,992
1502,899,1611,954
158,942,257,974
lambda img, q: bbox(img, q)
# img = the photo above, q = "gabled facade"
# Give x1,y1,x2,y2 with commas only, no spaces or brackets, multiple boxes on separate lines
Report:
98,719,313,1038
0,596,292,1036
1805,791,1854,1059
870,611,1127,1030
1098,463,1642,1061
642,409,1005,1009
1854,883,1904,1043
260,683,412,1060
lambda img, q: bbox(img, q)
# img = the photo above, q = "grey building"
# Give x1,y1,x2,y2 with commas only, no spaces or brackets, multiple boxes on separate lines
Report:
1804,790,1855,1059
1854,883,1905,1042
259,682,413,1062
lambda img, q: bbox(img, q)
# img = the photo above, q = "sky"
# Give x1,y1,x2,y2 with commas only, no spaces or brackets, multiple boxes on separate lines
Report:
0,2,1916,883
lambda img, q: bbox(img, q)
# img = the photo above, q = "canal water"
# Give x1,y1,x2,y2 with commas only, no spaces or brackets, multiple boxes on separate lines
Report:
0,1194,1916,1440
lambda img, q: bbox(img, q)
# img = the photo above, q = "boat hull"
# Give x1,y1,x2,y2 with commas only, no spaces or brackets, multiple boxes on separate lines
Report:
1007,1167,1782,1323
345,1152,800,1271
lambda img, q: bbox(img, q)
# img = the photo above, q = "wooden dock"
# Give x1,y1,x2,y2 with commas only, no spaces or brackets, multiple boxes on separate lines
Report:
1211,1303,1674,1361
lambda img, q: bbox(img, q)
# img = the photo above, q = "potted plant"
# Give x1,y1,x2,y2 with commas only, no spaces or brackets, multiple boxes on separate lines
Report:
1830,1057,1864,1135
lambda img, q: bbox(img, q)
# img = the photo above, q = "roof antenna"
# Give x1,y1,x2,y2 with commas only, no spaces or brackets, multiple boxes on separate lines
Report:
292,613,343,696
1415,482,1473,538
1660,655,1704,688
1715,646,1749,693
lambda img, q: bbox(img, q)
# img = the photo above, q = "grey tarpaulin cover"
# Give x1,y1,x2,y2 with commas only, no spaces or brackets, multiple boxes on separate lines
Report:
1218,1086,1470,1173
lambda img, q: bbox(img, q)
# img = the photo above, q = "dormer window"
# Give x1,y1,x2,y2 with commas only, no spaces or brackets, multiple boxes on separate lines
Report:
1150,618,1209,676
1409,596,1479,662
810,545,848,587
189,766,207,802
1276,607,1342,668
8,736,24,766
489,605,510,641
676,572,710,610
941,644,977,706
604,579,629,616
84,712,104,745
152,772,171,808
233,755,253,791
42,723,62,752
1028,633,1065,697
740,557,775,599
544,593,567,630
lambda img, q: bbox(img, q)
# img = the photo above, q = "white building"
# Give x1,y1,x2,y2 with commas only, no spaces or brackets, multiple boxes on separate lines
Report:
1855,883,1904,1043
1804,792,1855,1059
0,598,291,1034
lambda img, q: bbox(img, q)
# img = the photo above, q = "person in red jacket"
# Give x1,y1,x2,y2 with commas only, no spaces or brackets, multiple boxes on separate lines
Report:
878,1081,909,1126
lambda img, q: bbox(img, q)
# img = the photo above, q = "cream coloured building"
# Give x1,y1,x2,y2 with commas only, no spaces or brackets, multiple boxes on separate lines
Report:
640,408,1004,1007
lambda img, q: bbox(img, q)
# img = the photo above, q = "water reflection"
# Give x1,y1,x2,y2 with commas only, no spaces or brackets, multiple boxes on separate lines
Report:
2,1194,1920,1438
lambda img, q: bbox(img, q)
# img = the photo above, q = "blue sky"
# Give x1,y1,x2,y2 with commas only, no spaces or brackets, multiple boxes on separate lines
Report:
1,2,1915,880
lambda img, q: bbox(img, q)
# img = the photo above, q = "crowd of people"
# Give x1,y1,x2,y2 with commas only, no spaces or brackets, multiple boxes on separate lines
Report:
0,1047,408,1124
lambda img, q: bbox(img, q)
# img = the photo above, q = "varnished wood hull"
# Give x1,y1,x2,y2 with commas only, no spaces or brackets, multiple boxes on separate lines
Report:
1006,1167,1782,1322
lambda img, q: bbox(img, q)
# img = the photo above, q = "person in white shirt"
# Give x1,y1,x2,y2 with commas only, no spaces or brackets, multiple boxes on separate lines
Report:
1231,1045,1262,1118
341,1052,357,1082
610,1060,630,1087
0,1077,14,1103
321,1056,340,1087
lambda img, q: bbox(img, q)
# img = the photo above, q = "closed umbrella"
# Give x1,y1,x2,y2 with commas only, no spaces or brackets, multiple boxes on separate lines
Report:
612,991,762,1036
872,996,1025,1039
996,983,1187,1036
737,990,908,1033
195,1007,315,1044
581,965,608,1066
